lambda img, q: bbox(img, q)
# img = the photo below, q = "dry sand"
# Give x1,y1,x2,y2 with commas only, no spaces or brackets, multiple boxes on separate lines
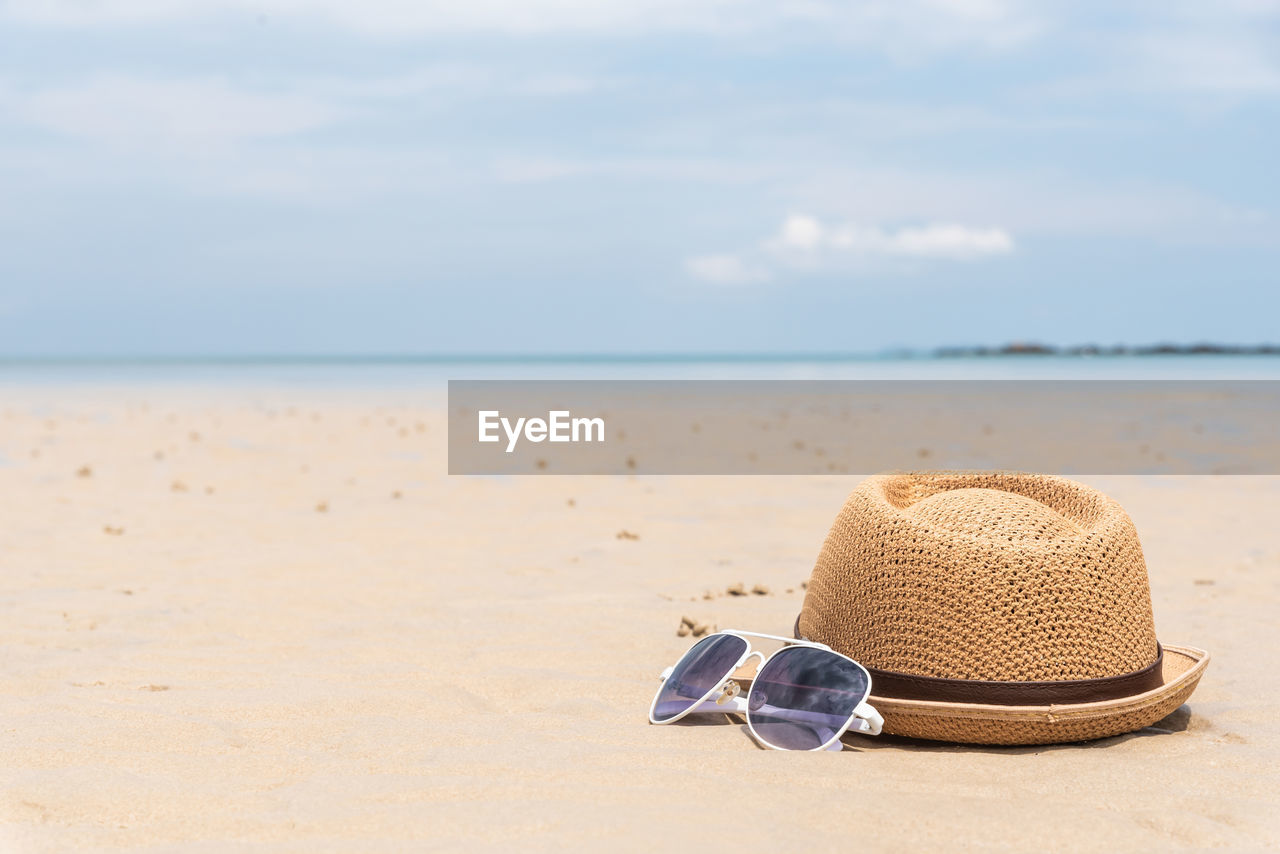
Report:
1,388,1277,851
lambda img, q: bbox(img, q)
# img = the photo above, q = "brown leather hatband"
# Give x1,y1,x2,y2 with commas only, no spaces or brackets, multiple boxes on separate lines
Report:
794,615,1164,706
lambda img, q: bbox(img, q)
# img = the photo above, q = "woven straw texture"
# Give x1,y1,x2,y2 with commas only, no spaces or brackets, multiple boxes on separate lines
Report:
800,472,1160,682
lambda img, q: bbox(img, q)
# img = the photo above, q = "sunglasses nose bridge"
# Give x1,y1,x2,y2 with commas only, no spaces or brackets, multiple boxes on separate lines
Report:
743,650,766,673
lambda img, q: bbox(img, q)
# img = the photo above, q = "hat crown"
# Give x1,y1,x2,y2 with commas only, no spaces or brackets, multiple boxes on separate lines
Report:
800,473,1159,682
908,488,1083,541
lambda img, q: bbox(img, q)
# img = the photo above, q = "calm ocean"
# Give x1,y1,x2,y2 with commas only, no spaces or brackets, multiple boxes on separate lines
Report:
2,354,1280,385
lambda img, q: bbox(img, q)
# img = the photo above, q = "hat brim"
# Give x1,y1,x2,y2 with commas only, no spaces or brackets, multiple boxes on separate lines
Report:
868,644,1209,745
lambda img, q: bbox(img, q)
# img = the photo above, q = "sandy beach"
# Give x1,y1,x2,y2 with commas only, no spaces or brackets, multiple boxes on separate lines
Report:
1,387,1277,851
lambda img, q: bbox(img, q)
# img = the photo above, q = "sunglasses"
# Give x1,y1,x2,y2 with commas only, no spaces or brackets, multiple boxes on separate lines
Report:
648,629,883,751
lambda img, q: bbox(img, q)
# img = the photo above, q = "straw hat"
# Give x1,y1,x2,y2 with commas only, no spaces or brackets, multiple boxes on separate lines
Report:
797,472,1209,745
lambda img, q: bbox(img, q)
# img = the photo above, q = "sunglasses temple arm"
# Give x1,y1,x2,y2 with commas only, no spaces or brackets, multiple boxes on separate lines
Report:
851,701,884,736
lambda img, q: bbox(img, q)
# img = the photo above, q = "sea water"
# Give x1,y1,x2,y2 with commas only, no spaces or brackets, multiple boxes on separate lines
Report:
2,353,1279,386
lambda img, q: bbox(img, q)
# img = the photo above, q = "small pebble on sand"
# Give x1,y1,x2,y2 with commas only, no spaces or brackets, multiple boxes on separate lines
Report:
171,481,188,492
726,583,746,596
315,501,329,513
76,466,92,478
751,584,770,595
616,530,639,540
676,624,691,637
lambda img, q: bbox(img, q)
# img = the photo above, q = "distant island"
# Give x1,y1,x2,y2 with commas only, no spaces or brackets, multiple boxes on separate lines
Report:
933,342,1280,358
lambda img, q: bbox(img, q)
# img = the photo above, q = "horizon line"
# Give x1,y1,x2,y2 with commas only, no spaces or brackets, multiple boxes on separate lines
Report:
2,344,1280,366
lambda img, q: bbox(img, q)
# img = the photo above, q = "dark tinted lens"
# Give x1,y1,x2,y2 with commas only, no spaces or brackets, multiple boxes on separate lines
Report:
651,634,749,722
747,646,869,750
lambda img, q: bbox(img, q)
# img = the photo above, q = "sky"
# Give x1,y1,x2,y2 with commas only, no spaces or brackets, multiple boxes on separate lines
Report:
0,0,1277,355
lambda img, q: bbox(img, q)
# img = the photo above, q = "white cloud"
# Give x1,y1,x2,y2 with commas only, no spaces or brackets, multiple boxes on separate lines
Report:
690,213,1014,284
0,0,1044,52
512,74,600,97
685,253,771,285
1016,1,1280,101
1130,32,1280,96
0,64,606,154
776,166,1276,243
831,222,1014,257
774,214,825,251
317,66,604,101
766,213,1014,259
1,75,336,147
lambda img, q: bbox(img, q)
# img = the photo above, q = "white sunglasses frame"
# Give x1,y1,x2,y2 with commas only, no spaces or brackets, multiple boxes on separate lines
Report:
647,629,884,752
